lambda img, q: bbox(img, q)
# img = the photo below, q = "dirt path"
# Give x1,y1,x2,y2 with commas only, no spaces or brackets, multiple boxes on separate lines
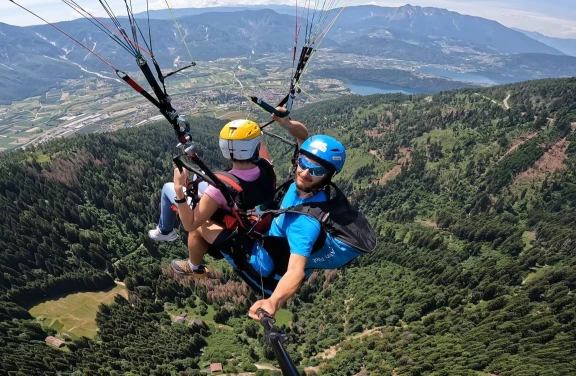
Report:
416,219,439,229
343,298,353,327
474,92,510,110
375,148,411,185
255,363,279,371
305,366,320,374
315,327,385,360
500,132,539,161
503,92,511,110
369,150,383,160
474,93,500,107
100,287,127,302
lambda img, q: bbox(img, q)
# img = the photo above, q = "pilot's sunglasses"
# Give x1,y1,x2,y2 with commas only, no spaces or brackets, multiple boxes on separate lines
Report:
297,156,330,177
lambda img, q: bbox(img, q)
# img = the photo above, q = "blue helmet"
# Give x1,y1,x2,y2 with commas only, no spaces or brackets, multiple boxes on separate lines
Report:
299,135,346,174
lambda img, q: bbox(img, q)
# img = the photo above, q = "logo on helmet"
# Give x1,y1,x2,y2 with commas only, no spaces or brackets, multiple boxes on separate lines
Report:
309,140,327,153
230,119,246,127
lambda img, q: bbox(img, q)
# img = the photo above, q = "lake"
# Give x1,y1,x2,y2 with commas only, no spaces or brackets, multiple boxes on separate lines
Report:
344,80,426,95
417,66,504,85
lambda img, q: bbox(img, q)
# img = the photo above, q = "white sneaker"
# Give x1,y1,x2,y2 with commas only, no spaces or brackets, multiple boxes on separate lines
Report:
148,227,179,242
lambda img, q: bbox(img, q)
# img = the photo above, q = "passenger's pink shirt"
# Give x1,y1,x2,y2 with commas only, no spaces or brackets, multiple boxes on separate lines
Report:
204,166,261,209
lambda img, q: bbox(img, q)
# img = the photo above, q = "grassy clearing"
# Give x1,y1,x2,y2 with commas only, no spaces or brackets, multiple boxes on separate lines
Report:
25,152,51,163
522,265,553,285
29,285,127,339
274,308,292,326
217,111,250,120
200,325,243,365
415,128,459,150
522,231,536,251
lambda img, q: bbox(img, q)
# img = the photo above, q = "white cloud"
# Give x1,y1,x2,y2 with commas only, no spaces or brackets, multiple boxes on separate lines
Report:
3,0,134,26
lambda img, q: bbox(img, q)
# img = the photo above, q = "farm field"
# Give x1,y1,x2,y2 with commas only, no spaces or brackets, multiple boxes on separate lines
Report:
0,53,350,152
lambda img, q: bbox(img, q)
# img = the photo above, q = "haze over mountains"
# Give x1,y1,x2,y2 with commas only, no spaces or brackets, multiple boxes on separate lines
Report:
513,28,576,57
1,4,576,103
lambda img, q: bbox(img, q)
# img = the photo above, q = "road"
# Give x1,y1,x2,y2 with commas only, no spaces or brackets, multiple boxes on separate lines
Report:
503,92,511,110
474,92,510,110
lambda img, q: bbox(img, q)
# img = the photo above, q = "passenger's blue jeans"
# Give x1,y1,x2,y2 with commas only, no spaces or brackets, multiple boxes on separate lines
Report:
157,178,207,234
158,182,178,234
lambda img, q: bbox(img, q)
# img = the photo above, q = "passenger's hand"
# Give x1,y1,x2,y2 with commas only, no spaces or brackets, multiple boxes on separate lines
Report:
173,167,187,191
271,107,290,127
249,299,277,321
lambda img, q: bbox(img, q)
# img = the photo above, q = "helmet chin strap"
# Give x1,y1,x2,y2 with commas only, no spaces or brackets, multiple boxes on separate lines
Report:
249,146,261,162
296,187,316,197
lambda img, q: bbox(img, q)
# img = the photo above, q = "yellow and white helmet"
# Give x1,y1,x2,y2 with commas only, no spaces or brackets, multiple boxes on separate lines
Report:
219,119,262,160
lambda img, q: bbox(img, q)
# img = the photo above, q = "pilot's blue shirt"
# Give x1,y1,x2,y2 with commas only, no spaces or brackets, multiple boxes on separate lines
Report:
267,183,326,260
263,182,362,271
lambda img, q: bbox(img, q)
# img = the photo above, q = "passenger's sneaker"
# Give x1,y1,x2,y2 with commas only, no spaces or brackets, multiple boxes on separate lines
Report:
171,259,211,279
148,226,179,242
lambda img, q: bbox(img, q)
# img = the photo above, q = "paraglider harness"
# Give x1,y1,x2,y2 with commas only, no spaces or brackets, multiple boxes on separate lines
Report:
210,160,276,232
173,143,377,294
172,144,277,237
215,176,377,295
170,112,301,238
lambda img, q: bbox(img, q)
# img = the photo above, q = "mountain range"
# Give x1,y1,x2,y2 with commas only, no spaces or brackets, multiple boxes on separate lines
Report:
1,4,576,104
513,28,576,57
130,4,296,19
327,5,563,55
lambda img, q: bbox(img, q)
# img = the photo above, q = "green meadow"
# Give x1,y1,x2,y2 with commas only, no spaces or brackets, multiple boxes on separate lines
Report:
29,285,128,339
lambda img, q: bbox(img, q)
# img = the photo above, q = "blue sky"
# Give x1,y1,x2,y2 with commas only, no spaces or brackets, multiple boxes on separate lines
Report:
3,0,576,38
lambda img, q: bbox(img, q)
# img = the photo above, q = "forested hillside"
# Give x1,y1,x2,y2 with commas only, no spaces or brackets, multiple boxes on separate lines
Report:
1,78,576,375
291,78,576,375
